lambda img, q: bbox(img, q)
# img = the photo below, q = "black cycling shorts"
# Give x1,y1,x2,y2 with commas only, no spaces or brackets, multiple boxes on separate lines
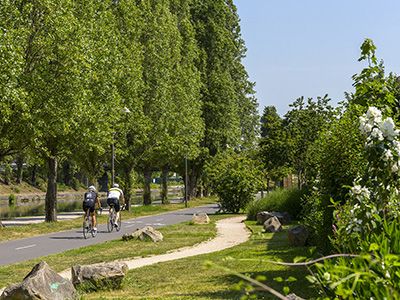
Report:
83,202,95,213
107,198,120,212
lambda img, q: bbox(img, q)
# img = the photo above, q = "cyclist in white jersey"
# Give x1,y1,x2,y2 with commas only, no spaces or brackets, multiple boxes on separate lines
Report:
107,183,125,228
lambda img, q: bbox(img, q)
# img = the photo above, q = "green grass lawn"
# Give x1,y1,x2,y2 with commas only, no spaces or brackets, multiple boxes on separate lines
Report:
81,222,315,300
0,197,217,242
0,214,316,299
0,214,225,288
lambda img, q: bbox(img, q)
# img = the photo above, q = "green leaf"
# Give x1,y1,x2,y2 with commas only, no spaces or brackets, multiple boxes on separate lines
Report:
369,243,380,251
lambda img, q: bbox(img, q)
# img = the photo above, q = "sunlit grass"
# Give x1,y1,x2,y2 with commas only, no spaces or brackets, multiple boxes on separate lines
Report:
0,214,230,288
82,222,315,300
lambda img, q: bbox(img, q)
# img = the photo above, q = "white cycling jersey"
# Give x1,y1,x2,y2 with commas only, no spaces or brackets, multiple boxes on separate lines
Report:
108,187,124,199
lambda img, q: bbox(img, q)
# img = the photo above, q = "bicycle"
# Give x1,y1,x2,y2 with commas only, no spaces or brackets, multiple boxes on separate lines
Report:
107,203,124,232
83,208,97,239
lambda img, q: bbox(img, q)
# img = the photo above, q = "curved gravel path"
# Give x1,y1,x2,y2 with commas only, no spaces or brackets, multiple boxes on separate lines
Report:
59,216,249,279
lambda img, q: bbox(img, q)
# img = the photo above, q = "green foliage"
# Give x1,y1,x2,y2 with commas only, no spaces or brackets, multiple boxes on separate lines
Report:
259,106,290,183
301,191,334,254
8,194,16,208
205,152,262,213
246,188,307,221
284,95,337,188
310,219,400,299
350,38,400,118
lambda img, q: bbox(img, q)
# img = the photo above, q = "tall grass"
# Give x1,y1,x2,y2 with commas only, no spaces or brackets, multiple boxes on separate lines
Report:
246,188,308,220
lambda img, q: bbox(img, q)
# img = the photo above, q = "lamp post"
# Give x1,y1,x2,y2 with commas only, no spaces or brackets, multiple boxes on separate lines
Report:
111,107,131,186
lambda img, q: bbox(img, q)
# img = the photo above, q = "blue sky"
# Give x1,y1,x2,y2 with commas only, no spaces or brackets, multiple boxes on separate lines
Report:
234,0,400,115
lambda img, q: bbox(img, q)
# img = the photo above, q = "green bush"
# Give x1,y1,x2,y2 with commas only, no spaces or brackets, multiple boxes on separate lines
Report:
310,219,400,299
8,194,16,208
246,188,307,221
301,191,334,254
205,152,262,213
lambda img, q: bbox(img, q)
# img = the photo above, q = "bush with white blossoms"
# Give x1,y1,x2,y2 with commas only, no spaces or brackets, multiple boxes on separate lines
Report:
335,106,400,250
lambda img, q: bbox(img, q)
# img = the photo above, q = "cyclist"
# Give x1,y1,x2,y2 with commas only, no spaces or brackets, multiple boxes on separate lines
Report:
107,183,125,229
83,185,101,232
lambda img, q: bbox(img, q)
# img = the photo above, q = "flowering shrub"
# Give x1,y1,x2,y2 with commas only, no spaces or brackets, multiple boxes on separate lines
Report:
334,107,400,251
309,107,400,298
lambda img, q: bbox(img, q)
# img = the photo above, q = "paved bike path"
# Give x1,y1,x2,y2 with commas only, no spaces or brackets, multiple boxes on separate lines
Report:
0,204,219,266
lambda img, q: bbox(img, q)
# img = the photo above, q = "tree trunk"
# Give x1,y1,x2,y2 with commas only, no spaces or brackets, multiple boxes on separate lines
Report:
161,166,169,204
31,164,37,186
143,168,152,205
123,166,133,211
45,156,58,222
62,160,72,186
16,155,24,184
188,163,200,199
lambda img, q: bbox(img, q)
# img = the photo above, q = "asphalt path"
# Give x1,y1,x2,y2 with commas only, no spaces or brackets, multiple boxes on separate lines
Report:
0,204,219,266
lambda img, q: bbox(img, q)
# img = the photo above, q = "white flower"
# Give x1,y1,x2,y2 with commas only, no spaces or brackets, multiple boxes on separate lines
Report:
392,163,399,173
370,128,384,141
351,185,362,196
366,106,382,124
383,149,393,162
379,118,398,140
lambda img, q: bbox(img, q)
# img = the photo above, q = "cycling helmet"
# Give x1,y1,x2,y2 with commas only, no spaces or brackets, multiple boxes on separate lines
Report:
113,183,119,188
88,185,96,192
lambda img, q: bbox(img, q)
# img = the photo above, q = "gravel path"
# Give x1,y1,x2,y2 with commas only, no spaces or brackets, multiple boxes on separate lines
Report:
59,216,249,280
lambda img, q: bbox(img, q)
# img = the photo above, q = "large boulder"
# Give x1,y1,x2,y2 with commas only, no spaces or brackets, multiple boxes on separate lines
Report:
288,225,309,246
1,261,77,300
71,262,128,291
191,213,210,224
263,216,282,232
256,211,291,225
122,226,163,242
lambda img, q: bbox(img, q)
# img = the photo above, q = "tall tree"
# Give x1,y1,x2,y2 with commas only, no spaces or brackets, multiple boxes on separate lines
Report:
189,0,258,196
0,1,32,161
259,106,289,189
284,95,336,188
19,0,122,221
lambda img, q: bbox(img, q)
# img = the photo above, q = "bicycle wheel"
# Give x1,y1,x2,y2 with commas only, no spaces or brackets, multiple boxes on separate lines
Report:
107,207,114,232
83,213,90,239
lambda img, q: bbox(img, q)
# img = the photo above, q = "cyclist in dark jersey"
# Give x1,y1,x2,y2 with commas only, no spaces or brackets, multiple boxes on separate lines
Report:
83,185,101,232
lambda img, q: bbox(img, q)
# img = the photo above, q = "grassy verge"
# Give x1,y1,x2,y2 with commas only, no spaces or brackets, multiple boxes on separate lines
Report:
83,222,315,300
0,197,217,242
0,214,230,288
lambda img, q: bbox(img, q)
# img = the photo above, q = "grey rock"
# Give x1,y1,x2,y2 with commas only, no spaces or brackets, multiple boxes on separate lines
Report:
1,261,77,300
122,226,163,242
257,211,291,225
288,225,309,246
71,262,128,291
263,216,282,232
192,212,210,224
